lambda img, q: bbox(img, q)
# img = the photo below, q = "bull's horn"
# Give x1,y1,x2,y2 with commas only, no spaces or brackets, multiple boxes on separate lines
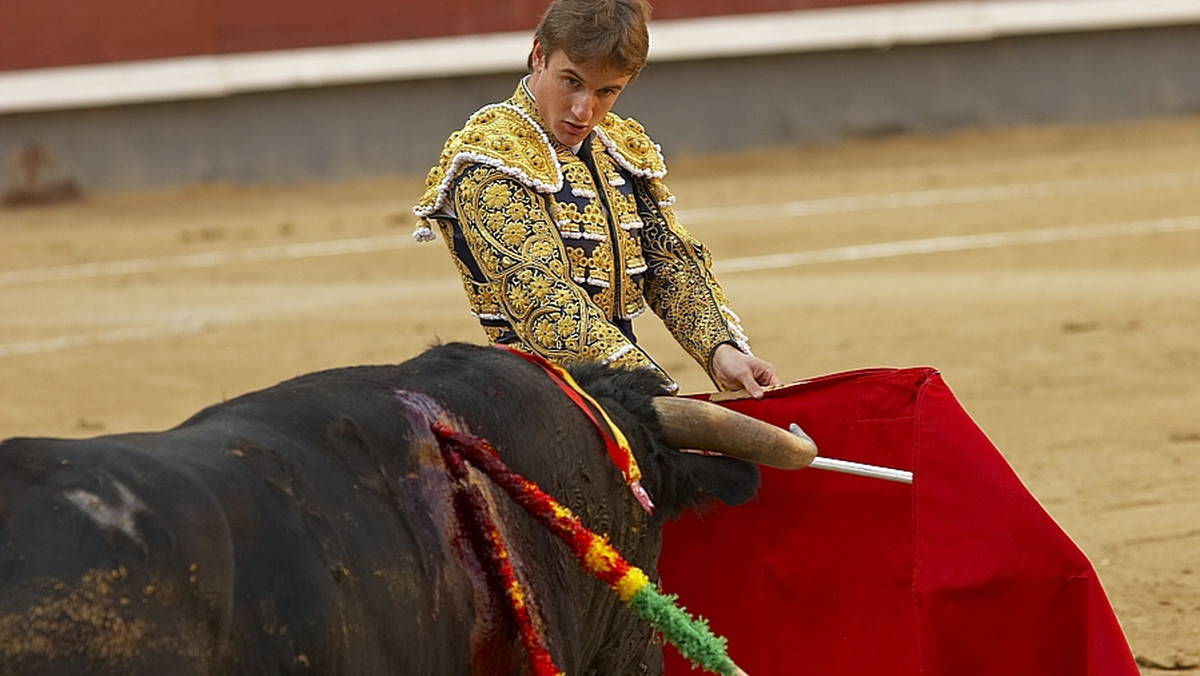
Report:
650,396,816,469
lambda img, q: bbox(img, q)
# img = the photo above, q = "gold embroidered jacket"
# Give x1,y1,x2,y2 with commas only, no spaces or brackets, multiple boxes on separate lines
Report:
413,81,750,385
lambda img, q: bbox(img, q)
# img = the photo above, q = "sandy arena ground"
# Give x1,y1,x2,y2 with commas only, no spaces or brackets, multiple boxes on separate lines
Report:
2,115,1198,671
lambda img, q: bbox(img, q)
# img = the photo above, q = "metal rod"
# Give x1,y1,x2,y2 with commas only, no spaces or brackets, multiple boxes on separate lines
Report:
808,457,913,484
789,423,913,484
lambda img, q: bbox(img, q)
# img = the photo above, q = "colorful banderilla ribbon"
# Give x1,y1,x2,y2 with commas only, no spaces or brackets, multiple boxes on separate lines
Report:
437,430,563,676
431,421,743,676
495,344,656,514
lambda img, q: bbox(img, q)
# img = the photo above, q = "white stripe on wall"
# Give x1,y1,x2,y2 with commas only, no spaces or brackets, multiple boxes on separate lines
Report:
3,0,1200,114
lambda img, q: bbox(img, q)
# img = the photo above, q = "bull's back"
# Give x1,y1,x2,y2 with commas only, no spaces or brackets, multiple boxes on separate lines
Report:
0,365,479,675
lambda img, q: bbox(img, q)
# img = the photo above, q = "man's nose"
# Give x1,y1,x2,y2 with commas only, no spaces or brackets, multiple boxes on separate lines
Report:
571,94,594,121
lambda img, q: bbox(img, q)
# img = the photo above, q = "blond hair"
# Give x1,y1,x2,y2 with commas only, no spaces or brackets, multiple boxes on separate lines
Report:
528,0,651,76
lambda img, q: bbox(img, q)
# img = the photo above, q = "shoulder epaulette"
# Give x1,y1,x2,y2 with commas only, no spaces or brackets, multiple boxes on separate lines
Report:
412,103,562,232
412,102,669,242
595,114,667,180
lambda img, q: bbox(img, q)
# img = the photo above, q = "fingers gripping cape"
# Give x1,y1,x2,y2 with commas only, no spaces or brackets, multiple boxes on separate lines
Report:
659,367,1138,675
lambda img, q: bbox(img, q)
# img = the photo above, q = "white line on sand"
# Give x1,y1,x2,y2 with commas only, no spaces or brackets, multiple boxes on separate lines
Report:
0,234,415,288
679,171,1200,224
714,215,1200,274
4,171,1197,288
4,214,1197,357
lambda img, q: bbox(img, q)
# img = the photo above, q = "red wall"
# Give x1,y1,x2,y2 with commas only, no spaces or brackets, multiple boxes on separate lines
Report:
0,0,908,72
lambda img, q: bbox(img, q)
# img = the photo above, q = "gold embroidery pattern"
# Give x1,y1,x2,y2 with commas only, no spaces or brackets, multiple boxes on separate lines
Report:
561,159,598,199
588,148,650,319
639,177,749,371
451,166,658,372
549,198,608,241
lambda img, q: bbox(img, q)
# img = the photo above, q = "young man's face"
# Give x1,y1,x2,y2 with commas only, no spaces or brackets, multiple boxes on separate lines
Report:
527,39,634,147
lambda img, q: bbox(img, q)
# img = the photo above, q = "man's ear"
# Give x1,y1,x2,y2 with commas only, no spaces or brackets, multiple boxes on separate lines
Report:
530,38,545,73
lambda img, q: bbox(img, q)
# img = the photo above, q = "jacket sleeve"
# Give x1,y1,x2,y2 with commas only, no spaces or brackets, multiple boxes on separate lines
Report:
637,177,751,379
450,164,668,376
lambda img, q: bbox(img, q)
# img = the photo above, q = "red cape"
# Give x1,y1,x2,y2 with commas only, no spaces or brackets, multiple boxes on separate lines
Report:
660,368,1137,675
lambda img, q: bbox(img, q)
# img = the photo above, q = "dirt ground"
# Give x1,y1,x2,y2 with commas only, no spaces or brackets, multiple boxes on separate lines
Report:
2,115,1198,671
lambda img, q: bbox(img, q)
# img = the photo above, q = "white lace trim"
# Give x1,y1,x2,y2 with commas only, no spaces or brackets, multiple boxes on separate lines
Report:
470,310,510,322
623,303,648,320
602,343,636,365
573,275,611,289
559,229,607,242
413,223,436,242
727,319,749,344
720,304,753,355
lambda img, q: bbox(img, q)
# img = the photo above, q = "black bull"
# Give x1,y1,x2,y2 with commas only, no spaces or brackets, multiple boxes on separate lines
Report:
0,343,759,674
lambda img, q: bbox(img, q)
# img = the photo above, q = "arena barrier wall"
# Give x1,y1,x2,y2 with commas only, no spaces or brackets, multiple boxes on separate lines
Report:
2,0,1200,194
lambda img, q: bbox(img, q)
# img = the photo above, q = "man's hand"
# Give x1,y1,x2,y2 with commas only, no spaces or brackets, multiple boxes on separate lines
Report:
710,343,781,399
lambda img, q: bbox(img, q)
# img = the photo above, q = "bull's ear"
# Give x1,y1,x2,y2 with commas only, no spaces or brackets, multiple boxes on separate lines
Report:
679,453,760,511
645,447,760,522
651,396,816,468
